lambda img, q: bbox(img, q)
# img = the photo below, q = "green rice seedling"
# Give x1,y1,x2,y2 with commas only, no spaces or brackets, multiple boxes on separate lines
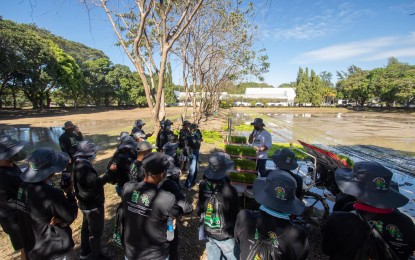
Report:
229,172,257,184
267,143,308,160
232,158,257,171
338,154,354,167
225,145,256,157
229,136,247,143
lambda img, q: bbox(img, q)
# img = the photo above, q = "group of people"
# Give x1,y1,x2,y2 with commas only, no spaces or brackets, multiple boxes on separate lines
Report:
0,117,414,260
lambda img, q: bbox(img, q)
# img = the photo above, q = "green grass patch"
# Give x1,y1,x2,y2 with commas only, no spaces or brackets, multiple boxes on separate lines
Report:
229,172,257,184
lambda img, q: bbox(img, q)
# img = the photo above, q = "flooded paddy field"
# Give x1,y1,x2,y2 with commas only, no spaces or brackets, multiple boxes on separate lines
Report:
232,109,415,219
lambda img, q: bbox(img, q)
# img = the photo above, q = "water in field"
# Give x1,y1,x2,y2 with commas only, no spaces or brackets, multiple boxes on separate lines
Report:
232,111,415,219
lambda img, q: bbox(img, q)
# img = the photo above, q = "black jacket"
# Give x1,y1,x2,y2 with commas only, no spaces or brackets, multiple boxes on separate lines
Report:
156,129,173,151
59,130,83,158
73,158,112,210
123,181,182,260
111,149,136,187
178,128,190,149
234,210,309,260
197,179,239,240
0,165,22,218
322,210,415,260
17,182,78,259
160,178,193,215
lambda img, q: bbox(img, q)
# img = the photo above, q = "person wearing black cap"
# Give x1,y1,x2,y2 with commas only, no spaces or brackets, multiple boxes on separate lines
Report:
160,157,193,260
184,123,203,190
108,136,138,197
322,161,415,260
162,134,179,166
178,120,191,173
156,119,173,152
133,131,147,143
131,119,153,138
123,152,184,260
72,140,113,260
0,135,26,258
197,152,239,260
17,148,78,260
272,148,303,198
234,170,309,260
59,121,83,171
129,141,156,182
248,118,272,177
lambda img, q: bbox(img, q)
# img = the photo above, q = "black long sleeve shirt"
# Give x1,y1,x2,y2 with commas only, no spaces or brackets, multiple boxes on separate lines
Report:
17,182,78,259
160,178,193,215
234,210,309,260
0,165,22,218
73,158,111,210
123,181,182,260
59,130,83,158
197,179,239,240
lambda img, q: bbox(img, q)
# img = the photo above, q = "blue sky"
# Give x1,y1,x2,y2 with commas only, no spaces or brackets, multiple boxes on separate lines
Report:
1,0,415,86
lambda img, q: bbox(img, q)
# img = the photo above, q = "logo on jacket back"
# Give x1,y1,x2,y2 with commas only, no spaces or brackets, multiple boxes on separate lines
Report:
386,224,401,239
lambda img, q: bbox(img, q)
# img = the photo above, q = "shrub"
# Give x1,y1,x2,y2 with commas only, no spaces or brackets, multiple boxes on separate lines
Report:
229,136,247,143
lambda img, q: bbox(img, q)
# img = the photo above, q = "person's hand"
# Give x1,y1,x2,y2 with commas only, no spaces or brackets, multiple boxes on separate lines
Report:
62,182,74,194
50,216,62,226
74,126,81,134
109,163,117,172
253,146,259,151
147,132,154,137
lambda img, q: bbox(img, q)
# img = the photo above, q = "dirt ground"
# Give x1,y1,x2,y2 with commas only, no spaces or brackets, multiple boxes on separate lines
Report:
0,107,329,260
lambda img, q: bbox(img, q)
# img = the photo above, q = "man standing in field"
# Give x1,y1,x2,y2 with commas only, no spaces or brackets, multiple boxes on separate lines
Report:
248,118,272,177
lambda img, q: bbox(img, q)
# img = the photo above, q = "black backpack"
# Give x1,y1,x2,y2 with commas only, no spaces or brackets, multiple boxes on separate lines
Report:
353,211,401,260
113,203,125,248
203,181,228,239
246,224,284,260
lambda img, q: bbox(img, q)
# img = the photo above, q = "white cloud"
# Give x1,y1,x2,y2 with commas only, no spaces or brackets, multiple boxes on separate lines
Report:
263,2,374,41
292,33,415,64
389,1,415,15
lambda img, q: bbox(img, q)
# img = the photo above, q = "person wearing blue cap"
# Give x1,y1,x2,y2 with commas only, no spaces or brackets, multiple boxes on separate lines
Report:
0,135,27,259
17,148,78,260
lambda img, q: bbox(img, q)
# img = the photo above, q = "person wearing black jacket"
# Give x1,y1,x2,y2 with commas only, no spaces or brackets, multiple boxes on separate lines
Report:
123,153,183,260
178,120,191,173
160,158,193,260
73,140,112,260
131,119,153,138
197,152,239,260
129,141,156,182
18,148,78,260
322,161,415,260
108,136,137,197
234,170,309,260
184,123,203,190
156,119,173,152
59,121,83,170
0,135,26,258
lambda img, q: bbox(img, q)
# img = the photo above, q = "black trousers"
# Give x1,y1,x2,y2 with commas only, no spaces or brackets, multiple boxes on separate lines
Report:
80,205,104,259
256,159,267,177
169,226,179,260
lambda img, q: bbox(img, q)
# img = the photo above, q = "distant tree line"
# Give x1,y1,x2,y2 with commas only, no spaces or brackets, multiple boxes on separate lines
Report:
294,58,415,107
0,19,176,109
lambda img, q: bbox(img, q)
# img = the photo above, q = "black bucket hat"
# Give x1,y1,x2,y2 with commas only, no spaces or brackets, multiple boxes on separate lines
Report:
204,152,234,180
253,170,305,215
21,148,69,183
134,119,145,127
164,119,173,127
250,118,265,126
142,152,171,175
118,136,138,150
133,132,147,140
166,156,180,177
62,121,76,130
73,140,101,157
137,141,157,152
335,161,408,209
117,131,130,141
182,120,190,126
272,148,298,170
0,135,26,160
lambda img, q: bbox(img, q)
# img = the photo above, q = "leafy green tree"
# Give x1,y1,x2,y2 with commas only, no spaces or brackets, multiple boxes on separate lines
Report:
336,65,373,107
164,62,177,104
106,64,139,106
83,58,112,106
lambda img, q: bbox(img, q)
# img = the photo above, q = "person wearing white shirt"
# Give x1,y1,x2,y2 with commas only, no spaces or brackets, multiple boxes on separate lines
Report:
248,118,272,177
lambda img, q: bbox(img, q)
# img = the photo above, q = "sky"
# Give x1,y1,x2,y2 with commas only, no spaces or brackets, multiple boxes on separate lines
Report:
1,0,415,87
